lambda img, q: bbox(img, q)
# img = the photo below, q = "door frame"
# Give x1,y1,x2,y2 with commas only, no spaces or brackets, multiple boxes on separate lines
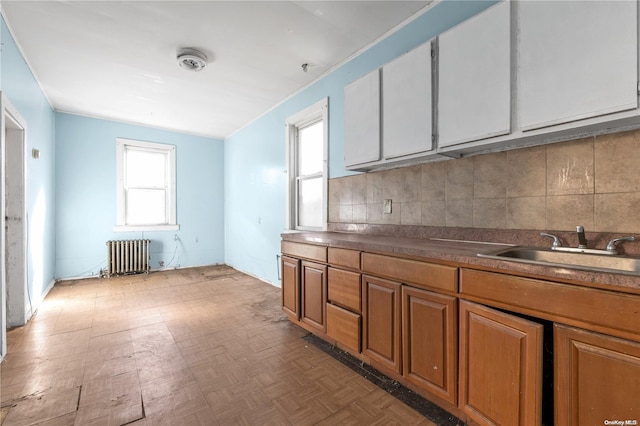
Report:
1,93,27,361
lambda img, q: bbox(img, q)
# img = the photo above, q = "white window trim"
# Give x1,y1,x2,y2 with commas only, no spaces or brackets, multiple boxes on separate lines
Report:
114,138,179,232
285,98,329,231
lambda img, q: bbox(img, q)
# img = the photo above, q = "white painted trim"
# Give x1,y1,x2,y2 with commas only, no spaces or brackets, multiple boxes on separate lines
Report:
0,93,28,358
114,224,179,232
115,138,178,228
26,278,55,319
285,97,329,231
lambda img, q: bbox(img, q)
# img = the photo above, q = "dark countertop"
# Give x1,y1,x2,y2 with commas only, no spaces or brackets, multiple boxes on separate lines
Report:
282,230,640,296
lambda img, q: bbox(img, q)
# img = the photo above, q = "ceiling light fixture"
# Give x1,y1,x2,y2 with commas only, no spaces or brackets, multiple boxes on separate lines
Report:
177,48,208,72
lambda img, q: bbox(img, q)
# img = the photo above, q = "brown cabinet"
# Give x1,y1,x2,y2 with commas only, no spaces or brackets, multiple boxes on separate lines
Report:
402,286,457,404
281,255,300,320
555,324,640,425
327,303,361,353
459,300,543,426
327,266,362,353
362,275,402,374
300,261,327,333
328,267,361,313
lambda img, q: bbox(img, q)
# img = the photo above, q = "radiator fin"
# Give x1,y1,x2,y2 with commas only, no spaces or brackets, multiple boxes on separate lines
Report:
106,239,150,277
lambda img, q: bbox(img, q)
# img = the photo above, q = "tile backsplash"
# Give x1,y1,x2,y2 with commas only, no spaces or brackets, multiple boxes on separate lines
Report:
329,128,640,234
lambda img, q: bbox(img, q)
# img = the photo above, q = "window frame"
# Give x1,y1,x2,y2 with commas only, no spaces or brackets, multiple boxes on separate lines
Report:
114,138,179,232
285,98,329,231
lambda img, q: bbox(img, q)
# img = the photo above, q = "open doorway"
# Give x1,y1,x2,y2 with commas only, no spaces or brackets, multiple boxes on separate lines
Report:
1,95,26,361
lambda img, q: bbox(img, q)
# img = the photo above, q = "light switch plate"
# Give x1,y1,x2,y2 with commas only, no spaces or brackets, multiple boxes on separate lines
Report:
383,199,392,214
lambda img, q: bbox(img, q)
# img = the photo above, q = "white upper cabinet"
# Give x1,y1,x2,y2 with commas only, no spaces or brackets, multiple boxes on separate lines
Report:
438,2,511,148
344,69,381,167
518,0,638,131
382,42,433,159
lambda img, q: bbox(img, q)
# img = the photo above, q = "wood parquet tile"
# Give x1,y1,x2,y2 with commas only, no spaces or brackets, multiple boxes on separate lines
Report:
1,266,439,425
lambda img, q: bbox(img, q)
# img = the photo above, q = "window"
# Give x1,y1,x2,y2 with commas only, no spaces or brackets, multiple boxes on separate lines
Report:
115,138,178,231
286,98,328,231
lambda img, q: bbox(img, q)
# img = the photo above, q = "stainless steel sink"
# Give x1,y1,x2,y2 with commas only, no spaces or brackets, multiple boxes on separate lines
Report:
478,247,640,275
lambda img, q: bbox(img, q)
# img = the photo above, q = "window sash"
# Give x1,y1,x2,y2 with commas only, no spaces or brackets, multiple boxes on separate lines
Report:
285,98,328,231
116,138,177,231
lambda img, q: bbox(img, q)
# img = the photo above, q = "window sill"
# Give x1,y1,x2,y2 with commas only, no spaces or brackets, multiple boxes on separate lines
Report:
114,224,180,232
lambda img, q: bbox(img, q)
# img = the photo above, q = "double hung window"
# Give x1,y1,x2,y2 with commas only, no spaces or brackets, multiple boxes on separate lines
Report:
115,138,178,231
286,98,328,231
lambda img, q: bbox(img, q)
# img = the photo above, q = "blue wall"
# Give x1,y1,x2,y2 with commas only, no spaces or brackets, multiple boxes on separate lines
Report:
1,17,57,302
1,1,497,288
55,113,224,278
225,1,496,285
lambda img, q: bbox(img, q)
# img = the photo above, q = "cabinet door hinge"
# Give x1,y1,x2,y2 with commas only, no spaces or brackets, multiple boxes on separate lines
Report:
431,47,435,58
637,81,640,95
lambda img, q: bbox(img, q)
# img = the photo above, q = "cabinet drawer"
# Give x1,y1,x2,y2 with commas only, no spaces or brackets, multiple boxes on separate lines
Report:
460,268,640,342
328,248,360,270
327,303,361,354
328,268,361,313
281,241,327,263
362,253,458,293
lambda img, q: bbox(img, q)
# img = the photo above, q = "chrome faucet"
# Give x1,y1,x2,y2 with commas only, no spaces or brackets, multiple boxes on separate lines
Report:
576,225,588,249
540,232,561,248
606,236,635,254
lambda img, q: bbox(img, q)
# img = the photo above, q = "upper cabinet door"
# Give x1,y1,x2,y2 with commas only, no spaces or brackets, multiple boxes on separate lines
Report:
438,2,511,148
344,69,381,167
518,1,638,131
382,42,433,159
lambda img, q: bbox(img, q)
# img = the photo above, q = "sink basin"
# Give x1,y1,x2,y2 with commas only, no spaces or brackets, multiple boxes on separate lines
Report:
478,247,640,275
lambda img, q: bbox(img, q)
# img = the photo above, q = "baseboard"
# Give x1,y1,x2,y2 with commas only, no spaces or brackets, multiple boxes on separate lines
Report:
26,278,56,320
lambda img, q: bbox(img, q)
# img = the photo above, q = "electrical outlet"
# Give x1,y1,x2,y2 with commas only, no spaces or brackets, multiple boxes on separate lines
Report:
383,199,392,214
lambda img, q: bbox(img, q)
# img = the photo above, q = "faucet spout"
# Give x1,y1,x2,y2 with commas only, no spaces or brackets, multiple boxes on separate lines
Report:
576,225,588,249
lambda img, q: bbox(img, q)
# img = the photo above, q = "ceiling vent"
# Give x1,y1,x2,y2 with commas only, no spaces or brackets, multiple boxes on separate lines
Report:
177,48,208,72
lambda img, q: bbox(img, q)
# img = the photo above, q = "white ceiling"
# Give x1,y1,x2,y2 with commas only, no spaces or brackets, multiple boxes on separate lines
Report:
1,1,430,139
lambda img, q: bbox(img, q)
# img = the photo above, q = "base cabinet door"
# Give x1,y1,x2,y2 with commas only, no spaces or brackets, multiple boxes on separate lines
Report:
402,286,457,404
300,261,327,333
555,324,640,425
362,275,402,374
281,255,300,320
326,303,361,353
459,301,543,426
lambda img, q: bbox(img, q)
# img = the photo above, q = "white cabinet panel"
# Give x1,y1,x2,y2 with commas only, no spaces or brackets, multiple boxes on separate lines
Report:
382,42,433,159
344,69,381,167
438,2,510,148
518,1,637,131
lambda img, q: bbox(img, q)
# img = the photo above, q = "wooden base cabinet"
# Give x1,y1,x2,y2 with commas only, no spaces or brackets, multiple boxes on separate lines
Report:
281,255,300,320
300,261,327,333
459,301,543,426
555,324,640,425
326,303,361,353
362,275,402,374
402,286,457,404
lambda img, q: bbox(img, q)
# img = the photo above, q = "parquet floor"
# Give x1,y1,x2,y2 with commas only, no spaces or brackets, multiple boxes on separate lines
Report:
0,266,437,425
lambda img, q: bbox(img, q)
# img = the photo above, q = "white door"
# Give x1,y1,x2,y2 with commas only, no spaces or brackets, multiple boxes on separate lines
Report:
382,41,433,159
438,1,511,147
518,0,637,130
344,69,381,167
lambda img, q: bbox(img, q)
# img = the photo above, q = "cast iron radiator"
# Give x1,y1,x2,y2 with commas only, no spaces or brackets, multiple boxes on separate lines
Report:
106,239,150,277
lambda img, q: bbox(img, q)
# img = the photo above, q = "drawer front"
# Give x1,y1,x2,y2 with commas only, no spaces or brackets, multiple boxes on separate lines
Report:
362,253,458,293
327,303,361,353
328,267,361,313
281,241,327,263
328,248,361,270
460,268,640,342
